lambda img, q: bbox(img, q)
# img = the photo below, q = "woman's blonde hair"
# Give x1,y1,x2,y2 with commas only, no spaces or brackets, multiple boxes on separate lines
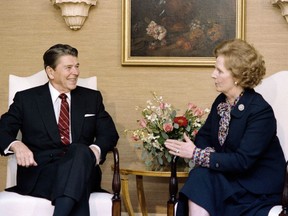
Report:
214,39,266,89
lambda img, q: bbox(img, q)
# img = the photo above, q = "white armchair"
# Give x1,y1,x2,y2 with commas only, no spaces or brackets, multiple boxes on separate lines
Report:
0,70,121,216
168,71,288,216
255,71,288,216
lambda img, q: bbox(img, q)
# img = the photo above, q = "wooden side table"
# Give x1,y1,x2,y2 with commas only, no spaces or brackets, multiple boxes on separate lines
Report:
120,161,188,216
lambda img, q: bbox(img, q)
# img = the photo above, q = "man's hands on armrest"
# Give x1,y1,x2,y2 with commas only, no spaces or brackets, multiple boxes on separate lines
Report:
10,141,37,167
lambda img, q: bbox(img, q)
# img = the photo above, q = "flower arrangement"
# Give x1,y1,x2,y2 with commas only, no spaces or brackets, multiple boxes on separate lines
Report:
125,92,210,170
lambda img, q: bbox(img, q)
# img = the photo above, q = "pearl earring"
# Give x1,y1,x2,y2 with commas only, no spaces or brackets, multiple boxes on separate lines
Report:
234,81,238,85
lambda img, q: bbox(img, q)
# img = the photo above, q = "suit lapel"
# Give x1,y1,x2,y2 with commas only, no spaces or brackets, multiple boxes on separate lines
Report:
231,89,255,119
36,83,60,144
70,87,86,142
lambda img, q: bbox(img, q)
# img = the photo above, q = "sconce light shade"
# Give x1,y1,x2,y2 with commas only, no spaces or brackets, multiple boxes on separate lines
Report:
51,0,97,30
272,0,288,23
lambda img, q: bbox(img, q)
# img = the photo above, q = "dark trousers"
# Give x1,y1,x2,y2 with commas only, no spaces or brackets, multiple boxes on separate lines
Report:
31,143,97,215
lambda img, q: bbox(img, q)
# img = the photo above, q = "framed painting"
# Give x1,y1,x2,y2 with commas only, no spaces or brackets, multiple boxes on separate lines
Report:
122,0,245,66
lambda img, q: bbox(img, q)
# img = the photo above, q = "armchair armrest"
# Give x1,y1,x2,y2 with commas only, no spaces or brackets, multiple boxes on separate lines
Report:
167,156,179,216
280,161,288,216
111,147,121,216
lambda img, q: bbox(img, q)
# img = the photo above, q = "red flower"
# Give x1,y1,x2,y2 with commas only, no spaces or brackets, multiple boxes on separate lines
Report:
173,116,188,127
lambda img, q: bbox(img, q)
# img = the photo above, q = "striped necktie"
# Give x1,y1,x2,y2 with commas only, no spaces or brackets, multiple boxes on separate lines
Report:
58,93,70,145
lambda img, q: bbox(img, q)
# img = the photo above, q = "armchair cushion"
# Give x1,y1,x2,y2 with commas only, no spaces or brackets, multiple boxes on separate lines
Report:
0,190,113,216
268,206,283,216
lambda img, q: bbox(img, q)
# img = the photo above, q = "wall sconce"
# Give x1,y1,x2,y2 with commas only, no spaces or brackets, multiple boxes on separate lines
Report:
51,0,97,30
272,0,288,23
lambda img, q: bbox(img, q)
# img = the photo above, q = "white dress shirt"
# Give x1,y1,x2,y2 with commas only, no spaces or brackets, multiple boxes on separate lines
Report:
5,83,101,165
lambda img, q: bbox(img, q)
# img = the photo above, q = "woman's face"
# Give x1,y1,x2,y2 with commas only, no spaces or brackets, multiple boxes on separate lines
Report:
211,55,236,95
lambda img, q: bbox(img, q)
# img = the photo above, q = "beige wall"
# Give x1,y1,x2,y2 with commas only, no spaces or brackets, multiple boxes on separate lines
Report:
0,0,288,214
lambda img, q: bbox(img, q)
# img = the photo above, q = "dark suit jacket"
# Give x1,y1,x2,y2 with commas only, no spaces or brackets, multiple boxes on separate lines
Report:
0,83,119,194
195,88,286,195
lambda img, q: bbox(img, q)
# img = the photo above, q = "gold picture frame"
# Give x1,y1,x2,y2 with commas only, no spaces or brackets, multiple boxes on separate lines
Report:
122,0,245,66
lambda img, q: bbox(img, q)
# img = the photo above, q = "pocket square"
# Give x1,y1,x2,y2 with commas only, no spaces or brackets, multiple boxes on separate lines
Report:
84,114,96,117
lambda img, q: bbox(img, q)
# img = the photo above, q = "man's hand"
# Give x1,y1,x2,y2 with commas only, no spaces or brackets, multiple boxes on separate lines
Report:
10,141,37,167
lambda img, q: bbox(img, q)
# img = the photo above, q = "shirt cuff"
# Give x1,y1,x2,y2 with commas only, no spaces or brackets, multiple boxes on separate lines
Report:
191,147,215,168
89,144,101,165
4,141,18,155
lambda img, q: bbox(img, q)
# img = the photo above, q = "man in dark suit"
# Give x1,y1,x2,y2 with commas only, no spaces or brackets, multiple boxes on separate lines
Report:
0,44,119,216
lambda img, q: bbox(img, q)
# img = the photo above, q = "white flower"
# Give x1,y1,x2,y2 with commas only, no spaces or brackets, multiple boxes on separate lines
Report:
146,21,167,41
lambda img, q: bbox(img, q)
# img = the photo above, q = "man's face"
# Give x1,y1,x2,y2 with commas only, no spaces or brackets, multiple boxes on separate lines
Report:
47,55,79,93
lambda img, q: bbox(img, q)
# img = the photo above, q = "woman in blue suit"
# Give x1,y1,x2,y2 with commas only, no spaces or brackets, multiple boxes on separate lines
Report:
165,39,286,216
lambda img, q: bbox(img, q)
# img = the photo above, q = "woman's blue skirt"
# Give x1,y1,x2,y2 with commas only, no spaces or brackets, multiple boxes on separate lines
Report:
176,167,281,216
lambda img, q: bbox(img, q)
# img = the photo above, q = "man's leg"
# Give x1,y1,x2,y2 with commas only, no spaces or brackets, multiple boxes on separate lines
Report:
46,144,95,216
70,193,90,216
53,196,76,216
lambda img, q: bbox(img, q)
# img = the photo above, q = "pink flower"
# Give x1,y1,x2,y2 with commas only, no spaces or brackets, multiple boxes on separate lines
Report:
193,108,204,117
132,135,140,141
139,119,147,128
192,129,199,137
174,116,188,127
160,102,166,110
188,102,197,110
163,123,173,132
